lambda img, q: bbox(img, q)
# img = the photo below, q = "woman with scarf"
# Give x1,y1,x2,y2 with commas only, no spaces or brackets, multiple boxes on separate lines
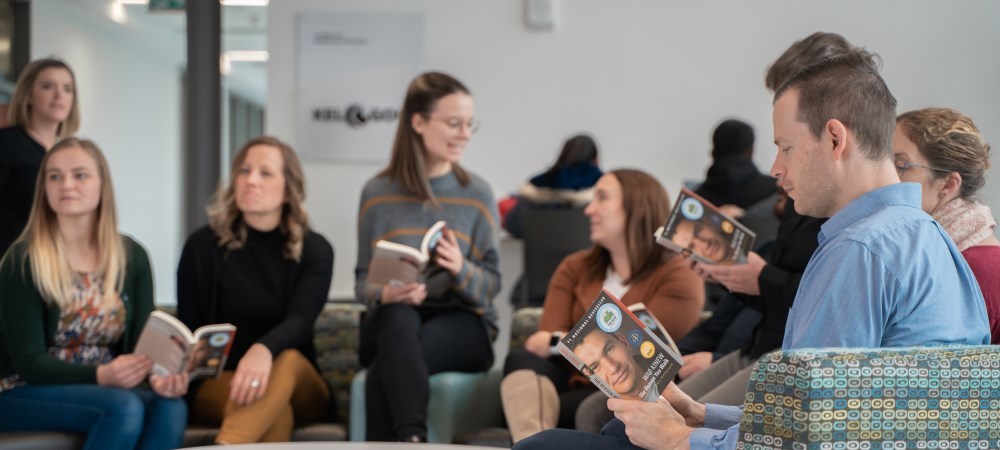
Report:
893,107,999,343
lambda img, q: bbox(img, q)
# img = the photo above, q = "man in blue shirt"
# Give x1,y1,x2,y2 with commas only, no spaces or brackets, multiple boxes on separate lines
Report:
512,49,989,450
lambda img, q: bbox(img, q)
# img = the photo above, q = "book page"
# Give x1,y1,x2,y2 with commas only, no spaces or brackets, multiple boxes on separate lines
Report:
368,242,426,286
420,221,447,258
134,311,192,376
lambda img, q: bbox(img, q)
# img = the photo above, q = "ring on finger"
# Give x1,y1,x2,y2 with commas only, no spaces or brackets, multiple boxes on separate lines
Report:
250,379,261,388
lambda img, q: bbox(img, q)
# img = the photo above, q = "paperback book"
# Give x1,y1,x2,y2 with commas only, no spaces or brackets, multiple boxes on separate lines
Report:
134,311,236,380
557,290,683,401
367,220,446,287
655,188,755,265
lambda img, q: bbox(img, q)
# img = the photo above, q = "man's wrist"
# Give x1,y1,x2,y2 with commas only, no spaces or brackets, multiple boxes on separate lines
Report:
691,402,707,427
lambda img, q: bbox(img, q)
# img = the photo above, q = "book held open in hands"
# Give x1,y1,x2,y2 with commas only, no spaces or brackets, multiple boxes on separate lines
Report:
655,188,755,265
134,311,236,380
557,290,683,401
367,220,446,287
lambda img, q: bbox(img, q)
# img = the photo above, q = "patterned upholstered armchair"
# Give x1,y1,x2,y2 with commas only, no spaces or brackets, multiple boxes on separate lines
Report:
736,345,1000,449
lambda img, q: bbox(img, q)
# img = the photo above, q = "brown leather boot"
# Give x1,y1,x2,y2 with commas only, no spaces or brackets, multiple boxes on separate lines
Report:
501,369,559,443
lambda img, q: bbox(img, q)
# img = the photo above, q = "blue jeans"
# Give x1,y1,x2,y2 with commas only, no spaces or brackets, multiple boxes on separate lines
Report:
0,384,187,450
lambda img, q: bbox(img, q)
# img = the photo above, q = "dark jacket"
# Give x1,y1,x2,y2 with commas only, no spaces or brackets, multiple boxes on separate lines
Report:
737,199,825,358
0,236,154,384
695,156,776,208
0,126,45,256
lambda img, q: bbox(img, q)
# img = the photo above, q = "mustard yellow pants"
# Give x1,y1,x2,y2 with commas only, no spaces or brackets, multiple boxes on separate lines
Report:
191,349,330,443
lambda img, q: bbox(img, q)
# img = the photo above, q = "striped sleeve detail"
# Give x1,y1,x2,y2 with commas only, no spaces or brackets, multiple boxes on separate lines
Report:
357,195,422,229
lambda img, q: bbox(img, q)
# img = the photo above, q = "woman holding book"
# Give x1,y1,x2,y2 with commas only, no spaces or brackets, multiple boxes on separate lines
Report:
354,71,499,443
500,169,705,443
177,136,334,444
0,138,187,450
893,108,999,343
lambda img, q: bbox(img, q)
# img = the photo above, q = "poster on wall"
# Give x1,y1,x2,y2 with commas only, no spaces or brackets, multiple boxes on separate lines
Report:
297,12,424,163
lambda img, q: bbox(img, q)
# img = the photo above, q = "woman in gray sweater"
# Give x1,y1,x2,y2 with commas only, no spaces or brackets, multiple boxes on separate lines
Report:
354,72,500,443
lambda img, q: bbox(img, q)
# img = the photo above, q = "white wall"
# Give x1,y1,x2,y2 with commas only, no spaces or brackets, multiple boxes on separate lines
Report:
32,0,185,305
268,0,1000,304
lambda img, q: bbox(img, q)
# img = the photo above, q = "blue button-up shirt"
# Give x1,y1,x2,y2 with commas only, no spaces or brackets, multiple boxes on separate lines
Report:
690,183,991,450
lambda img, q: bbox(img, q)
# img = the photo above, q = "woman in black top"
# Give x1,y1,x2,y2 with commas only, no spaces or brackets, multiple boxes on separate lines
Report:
0,58,80,255
177,136,334,444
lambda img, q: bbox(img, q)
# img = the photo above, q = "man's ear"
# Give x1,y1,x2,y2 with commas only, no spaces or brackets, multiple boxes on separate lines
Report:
826,119,848,160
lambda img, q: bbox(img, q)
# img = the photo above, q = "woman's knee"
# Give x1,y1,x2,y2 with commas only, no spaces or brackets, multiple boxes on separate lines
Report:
101,389,147,436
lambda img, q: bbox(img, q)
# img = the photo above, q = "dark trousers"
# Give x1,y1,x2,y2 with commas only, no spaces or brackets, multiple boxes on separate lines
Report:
360,304,494,441
504,349,599,428
512,418,638,450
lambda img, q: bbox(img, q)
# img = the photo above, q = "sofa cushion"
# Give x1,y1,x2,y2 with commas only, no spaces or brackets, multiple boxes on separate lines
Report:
738,345,1000,449
0,432,82,450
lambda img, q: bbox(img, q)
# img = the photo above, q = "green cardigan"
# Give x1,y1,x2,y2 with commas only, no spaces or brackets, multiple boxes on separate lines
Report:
0,235,154,385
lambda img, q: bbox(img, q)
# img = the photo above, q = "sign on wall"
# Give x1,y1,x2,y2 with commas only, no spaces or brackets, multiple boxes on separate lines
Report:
297,12,424,163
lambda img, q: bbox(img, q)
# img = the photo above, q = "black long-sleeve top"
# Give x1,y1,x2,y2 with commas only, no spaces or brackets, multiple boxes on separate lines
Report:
177,225,334,370
736,199,825,359
0,126,45,256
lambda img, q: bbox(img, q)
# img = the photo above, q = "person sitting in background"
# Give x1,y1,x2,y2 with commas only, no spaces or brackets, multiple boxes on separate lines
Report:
0,138,187,450
694,119,776,214
0,58,81,256
500,169,704,444
178,136,334,444
503,133,602,238
354,72,498,443
894,107,999,343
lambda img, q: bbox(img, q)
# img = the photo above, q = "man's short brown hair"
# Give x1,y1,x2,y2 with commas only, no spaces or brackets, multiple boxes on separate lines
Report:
774,50,897,161
765,32,853,92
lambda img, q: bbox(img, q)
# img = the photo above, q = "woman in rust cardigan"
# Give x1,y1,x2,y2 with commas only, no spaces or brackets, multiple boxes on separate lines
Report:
500,168,704,444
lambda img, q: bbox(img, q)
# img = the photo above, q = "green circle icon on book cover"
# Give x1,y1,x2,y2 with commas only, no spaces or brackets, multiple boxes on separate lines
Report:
597,303,622,333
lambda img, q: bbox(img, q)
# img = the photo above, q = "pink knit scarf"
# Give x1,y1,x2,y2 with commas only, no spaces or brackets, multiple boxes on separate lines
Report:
932,197,997,251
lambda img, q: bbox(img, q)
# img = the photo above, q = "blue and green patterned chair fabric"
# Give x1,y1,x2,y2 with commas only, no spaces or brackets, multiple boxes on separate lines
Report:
736,345,1000,449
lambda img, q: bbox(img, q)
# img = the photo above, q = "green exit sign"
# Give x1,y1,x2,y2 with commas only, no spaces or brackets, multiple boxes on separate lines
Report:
149,0,186,11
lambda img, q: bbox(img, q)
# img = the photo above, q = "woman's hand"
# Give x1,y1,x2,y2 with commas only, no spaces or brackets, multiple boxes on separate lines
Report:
435,230,465,277
150,372,189,398
694,251,767,295
229,343,273,406
524,330,554,359
381,283,427,306
97,354,153,389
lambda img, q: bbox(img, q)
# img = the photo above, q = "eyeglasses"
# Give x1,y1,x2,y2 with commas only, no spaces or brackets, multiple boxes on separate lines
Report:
895,160,950,178
430,117,481,134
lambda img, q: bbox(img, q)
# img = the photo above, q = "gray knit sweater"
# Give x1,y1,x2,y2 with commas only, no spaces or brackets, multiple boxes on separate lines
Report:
354,170,500,338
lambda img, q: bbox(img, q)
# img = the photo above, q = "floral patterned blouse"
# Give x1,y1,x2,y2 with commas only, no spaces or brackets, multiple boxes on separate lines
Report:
0,273,125,391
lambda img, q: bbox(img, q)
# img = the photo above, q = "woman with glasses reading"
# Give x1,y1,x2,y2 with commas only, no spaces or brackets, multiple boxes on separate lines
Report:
893,108,999,344
354,72,498,443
